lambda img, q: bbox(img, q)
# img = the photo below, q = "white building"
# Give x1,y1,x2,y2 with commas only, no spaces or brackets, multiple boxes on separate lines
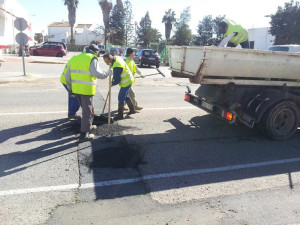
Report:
0,0,33,54
48,22,104,45
248,27,275,50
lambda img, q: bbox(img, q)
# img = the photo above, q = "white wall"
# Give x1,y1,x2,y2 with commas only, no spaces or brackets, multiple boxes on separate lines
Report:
0,0,33,54
248,27,275,50
48,26,70,44
48,25,104,45
75,28,104,45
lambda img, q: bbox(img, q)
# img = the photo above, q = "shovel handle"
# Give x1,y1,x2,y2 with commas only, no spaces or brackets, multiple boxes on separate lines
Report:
101,92,109,114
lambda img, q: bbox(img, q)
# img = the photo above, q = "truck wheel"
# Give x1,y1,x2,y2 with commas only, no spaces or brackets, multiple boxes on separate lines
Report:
262,101,299,140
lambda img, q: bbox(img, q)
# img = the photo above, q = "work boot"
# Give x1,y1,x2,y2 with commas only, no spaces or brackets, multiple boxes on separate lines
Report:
90,125,97,134
78,132,95,143
68,114,80,120
126,99,136,115
123,105,129,111
135,106,143,110
114,103,124,121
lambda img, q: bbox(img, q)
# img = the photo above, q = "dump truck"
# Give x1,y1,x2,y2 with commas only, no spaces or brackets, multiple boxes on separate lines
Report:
169,46,300,140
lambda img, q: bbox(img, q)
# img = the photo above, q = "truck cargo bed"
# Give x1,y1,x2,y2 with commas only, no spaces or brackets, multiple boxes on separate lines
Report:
169,46,300,87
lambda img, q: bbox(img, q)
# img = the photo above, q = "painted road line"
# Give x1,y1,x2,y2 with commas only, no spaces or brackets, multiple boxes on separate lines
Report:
0,107,197,116
143,107,196,111
0,184,78,196
80,178,143,189
80,157,300,189
1,157,300,196
0,111,67,116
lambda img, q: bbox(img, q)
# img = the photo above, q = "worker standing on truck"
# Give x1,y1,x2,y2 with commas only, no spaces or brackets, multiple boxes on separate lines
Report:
218,19,249,49
103,53,136,120
64,44,112,142
124,48,144,111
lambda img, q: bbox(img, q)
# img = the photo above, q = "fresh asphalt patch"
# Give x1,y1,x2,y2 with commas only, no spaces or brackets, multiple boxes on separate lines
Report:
88,145,143,169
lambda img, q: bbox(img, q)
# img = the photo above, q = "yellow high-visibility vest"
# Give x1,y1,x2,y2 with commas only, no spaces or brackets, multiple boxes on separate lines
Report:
69,52,97,95
224,19,248,45
125,57,136,84
112,56,134,88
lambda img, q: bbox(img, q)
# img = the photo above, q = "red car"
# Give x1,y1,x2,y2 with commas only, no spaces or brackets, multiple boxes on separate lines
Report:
30,43,67,57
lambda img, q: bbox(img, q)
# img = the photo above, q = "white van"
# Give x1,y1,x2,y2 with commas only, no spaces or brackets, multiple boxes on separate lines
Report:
268,45,300,53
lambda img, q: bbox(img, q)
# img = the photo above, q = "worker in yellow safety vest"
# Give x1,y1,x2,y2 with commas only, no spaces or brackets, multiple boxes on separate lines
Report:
103,53,136,120
218,19,249,48
63,44,112,142
124,48,144,111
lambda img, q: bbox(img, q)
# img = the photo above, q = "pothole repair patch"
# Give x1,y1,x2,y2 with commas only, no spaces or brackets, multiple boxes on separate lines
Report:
87,145,143,169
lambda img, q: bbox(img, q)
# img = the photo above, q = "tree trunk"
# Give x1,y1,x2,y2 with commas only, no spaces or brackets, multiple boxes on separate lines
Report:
104,29,107,50
70,26,74,44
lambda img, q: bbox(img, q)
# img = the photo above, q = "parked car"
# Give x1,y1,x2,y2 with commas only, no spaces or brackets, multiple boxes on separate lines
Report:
18,45,29,57
98,44,105,54
268,45,300,53
82,45,89,52
109,47,122,56
30,43,67,57
43,41,67,51
134,49,160,68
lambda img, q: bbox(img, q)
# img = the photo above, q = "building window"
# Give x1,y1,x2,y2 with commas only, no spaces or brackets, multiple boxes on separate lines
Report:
250,41,255,49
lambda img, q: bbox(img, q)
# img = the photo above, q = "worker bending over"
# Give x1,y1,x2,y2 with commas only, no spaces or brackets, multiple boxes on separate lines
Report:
124,48,144,111
218,19,249,49
103,53,136,120
64,44,111,142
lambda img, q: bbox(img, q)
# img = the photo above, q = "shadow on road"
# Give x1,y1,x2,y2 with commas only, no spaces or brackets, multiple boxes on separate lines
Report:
0,118,79,178
85,114,300,200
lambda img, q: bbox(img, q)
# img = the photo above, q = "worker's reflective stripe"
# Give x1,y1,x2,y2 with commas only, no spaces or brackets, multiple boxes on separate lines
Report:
121,71,129,78
71,79,96,85
70,70,91,75
120,77,132,84
232,31,246,43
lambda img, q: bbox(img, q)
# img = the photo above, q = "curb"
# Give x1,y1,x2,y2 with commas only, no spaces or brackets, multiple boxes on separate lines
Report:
0,73,35,84
30,61,66,65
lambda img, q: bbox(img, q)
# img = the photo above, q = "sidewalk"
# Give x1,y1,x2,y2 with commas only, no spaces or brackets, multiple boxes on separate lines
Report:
0,52,78,64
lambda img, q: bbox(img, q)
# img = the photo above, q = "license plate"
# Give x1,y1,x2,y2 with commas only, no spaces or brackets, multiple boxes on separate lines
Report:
149,57,155,60
202,101,213,111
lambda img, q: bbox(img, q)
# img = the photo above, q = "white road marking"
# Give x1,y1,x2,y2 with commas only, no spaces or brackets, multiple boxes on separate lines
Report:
143,106,196,111
0,184,78,196
1,157,299,196
0,107,196,116
0,111,67,116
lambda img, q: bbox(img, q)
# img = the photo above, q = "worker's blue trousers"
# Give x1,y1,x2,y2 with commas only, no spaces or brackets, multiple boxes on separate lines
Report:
118,84,131,104
63,84,80,116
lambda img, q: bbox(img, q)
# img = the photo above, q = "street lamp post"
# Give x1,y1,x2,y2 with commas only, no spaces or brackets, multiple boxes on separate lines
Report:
134,21,137,47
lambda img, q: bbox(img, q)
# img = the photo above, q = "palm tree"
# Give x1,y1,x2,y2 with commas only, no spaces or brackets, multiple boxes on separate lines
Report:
64,0,79,44
162,9,176,41
99,0,113,49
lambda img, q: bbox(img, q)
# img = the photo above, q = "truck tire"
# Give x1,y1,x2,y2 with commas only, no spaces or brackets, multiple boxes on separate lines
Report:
262,101,299,140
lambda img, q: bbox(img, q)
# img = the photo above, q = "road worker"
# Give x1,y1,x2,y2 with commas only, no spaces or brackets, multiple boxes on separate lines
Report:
218,19,249,49
63,44,112,142
60,66,81,120
124,48,144,110
103,53,136,120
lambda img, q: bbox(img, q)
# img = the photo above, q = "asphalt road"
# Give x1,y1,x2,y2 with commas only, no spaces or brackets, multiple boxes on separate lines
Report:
0,56,299,225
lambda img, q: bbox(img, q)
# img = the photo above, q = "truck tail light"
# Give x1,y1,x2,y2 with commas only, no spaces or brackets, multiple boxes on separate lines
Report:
224,112,236,121
184,93,191,102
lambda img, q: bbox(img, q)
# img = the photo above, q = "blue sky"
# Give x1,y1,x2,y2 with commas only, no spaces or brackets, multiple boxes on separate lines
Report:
18,0,288,35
